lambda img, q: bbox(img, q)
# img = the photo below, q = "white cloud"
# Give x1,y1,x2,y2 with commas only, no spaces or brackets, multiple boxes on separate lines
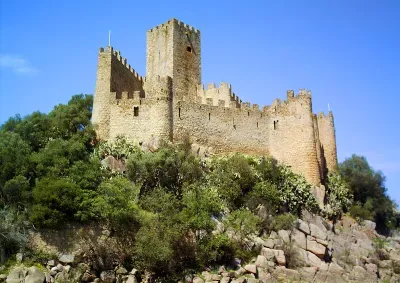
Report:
0,54,38,74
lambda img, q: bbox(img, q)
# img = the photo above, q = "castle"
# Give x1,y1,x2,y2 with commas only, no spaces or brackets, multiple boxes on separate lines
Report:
92,18,338,186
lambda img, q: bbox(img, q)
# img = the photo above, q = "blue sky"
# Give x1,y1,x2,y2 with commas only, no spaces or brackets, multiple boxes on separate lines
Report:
1,0,399,204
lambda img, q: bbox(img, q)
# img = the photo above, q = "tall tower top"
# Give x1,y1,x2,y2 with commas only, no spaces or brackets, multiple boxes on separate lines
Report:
146,18,201,101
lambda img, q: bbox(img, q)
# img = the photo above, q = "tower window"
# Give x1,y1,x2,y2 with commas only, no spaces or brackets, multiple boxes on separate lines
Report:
209,113,211,120
134,107,139,117
273,120,279,130
179,107,181,118
186,46,192,53
257,122,259,128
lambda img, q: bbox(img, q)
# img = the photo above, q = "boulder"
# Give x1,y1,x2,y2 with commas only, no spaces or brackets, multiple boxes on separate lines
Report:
291,229,306,249
273,250,286,266
56,264,64,272
307,240,326,258
125,275,138,283
115,267,128,275
365,263,377,274
309,223,327,240
192,277,204,283
306,251,322,267
15,253,23,263
58,254,74,264
363,220,376,230
278,230,290,243
100,270,116,283
255,255,268,268
6,267,27,283
351,266,367,280
25,267,46,283
82,272,97,282
297,219,310,235
299,267,317,282
260,248,275,261
220,277,230,283
47,260,55,267
244,264,257,274
263,238,274,248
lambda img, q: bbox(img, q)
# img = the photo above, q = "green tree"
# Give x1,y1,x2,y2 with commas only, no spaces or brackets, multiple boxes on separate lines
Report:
30,177,83,226
2,175,30,206
0,132,31,188
339,155,398,234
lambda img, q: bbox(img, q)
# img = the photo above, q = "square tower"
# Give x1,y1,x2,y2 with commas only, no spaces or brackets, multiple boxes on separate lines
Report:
146,18,201,101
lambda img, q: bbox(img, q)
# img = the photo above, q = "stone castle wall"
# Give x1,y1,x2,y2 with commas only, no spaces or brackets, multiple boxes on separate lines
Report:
92,18,338,185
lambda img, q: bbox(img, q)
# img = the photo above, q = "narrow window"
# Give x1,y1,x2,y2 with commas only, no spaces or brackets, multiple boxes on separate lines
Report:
186,46,192,53
208,113,211,121
178,107,181,118
134,107,139,117
248,111,250,116
257,122,259,128
273,121,276,130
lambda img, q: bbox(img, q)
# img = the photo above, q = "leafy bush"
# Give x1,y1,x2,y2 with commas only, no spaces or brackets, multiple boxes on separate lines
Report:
95,135,140,160
325,172,352,217
271,213,296,231
223,208,262,248
0,207,29,264
277,166,320,215
350,204,373,223
30,177,83,226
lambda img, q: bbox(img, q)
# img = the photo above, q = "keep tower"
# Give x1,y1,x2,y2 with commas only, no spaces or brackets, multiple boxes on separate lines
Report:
146,18,201,101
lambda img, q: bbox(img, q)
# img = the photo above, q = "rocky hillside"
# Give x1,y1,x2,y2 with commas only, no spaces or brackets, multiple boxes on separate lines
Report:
1,212,400,283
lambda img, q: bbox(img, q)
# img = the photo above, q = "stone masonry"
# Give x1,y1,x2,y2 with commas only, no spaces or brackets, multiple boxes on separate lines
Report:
92,18,338,185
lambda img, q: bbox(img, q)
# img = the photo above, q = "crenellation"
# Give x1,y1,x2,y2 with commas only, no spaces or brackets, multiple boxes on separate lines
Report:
93,18,338,186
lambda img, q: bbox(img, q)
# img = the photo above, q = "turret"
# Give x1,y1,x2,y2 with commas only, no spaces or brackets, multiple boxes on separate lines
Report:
146,18,201,102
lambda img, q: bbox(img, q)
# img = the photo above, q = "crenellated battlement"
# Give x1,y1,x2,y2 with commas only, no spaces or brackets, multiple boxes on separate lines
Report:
148,18,200,34
99,47,144,82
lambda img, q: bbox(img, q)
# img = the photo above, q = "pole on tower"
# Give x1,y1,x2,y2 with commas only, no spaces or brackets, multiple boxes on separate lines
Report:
328,103,331,112
108,30,111,47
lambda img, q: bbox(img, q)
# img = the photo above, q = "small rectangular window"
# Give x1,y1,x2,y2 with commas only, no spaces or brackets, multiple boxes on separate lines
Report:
134,107,139,117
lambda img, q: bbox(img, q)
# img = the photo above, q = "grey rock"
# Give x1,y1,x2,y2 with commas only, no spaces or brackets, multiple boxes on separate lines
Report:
306,240,326,258
363,220,376,230
15,253,23,263
58,254,74,264
125,275,138,283
192,277,204,283
6,267,27,283
47,260,55,267
244,264,257,274
100,270,116,283
291,229,306,249
297,219,310,235
255,255,268,268
306,251,322,267
365,263,377,274
273,249,286,266
82,272,97,282
309,223,327,240
56,264,64,272
260,247,275,261
220,276,230,283
115,267,128,275
278,230,290,243
25,266,46,283
129,268,138,275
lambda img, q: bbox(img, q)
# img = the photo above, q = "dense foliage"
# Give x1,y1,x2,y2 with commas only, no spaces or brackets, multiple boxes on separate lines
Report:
339,155,399,234
0,94,398,275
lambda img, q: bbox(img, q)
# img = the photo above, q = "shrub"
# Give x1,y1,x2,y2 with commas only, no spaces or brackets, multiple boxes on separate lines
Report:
350,204,373,223
0,207,29,264
271,213,296,231
325,172,352,217
223,208,262,248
